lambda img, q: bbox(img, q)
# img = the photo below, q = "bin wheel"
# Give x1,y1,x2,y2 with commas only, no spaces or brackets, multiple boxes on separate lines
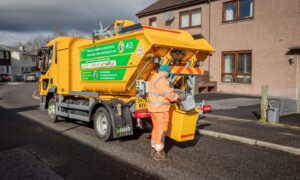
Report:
48,98,58,123
94,107,113,141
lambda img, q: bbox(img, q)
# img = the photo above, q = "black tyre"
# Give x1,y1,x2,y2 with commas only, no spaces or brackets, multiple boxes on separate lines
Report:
93,107,113,141
48,98,58,123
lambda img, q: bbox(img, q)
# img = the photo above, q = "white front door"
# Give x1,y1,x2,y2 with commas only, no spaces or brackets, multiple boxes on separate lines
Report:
0,66,6,73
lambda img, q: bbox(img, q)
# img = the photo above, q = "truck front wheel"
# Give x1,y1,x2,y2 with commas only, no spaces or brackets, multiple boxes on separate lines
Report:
48,98,58,123
93,107,113,141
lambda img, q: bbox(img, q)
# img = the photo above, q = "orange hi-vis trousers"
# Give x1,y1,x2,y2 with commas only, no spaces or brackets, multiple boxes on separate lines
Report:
150,111,169,151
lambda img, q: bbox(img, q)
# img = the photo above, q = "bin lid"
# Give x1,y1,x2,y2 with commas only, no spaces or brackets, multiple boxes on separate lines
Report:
267,108,280,111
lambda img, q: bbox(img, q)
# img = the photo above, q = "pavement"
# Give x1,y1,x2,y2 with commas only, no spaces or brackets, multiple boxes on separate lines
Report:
195,93,300,127
1,83,300,179
280,114,300,126
199,116,300,153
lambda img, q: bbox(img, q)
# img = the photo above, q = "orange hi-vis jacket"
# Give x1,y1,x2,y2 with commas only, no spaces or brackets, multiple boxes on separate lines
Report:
147,72,179,112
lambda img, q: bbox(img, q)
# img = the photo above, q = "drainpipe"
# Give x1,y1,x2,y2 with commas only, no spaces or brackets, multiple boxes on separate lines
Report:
296,53,300,113
208,0,211,77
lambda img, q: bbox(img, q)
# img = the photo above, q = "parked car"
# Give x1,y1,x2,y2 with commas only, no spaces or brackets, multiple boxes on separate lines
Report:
33,71,41,80
0,73,12,82
25,73,37,82
15,74,26,82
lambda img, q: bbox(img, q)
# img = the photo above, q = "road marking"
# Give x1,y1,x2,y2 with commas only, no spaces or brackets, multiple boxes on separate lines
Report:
199,120,216,124
32,91,41,100
8,82,25,85
279,132,299,137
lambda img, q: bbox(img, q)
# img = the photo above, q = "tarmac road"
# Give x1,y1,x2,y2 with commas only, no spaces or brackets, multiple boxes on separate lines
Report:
0,83,300,180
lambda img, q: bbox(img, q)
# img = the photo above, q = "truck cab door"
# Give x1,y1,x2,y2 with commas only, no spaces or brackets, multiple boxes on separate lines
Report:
38,46,55,95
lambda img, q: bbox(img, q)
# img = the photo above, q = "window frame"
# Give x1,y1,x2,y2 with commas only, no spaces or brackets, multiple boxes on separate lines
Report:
149,17,157,27
0,51,4,60
221,50,252,83
179,8,202,29
47,47,53,69
222,0,254,23
4,51,10,60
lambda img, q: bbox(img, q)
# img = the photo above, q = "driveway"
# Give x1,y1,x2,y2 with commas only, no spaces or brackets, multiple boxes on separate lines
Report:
195,93,300,126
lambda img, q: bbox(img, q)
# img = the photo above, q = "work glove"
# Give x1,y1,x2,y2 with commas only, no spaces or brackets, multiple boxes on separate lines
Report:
178,93,187,101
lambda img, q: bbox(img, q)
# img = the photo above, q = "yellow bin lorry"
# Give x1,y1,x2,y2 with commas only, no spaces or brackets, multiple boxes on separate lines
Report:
38,20,214,142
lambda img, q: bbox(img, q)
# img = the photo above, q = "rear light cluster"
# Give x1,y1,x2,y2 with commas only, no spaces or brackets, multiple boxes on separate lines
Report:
134,109,151,119
203,105,212,113
197,105,212,113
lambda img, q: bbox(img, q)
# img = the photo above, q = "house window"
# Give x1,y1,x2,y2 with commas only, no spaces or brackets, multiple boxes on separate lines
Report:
223,0,253,22
224,1,237,21
222,51,252,83
180,8,202,28
0,51,4,59
180,12,190,28
149,17,157,27
4,52,9,60
240,0,253,19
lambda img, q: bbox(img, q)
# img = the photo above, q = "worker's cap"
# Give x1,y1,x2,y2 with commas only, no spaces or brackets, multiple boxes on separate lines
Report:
158,65,171,74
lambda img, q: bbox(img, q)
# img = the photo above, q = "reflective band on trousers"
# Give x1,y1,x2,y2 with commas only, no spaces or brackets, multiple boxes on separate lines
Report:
148,100,171,105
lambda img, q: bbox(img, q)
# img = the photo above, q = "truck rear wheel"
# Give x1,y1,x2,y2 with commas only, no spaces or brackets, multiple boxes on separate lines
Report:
94,107,113,141
48,98,58,123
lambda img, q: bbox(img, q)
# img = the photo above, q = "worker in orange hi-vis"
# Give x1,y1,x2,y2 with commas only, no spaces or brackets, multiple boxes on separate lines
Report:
147,65,187,161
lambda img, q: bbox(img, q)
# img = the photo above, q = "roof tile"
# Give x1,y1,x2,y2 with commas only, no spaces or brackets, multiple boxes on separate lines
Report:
136,0,207,17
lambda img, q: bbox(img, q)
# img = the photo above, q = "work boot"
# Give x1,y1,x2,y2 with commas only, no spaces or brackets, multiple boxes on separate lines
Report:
152,150,169,161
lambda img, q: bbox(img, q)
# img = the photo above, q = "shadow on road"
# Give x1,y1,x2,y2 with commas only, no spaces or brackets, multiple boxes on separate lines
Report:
55,118,93,129
164,131,201,154
198,122,211,129
3,105,40,113
252,111,261,119
119,129,146,142
0,105,160,179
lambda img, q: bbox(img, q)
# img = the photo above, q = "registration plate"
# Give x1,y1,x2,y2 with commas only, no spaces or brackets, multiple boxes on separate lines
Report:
136,97,148,110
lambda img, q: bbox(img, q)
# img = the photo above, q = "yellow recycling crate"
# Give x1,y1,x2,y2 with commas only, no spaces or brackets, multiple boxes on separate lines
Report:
167,104,199,142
